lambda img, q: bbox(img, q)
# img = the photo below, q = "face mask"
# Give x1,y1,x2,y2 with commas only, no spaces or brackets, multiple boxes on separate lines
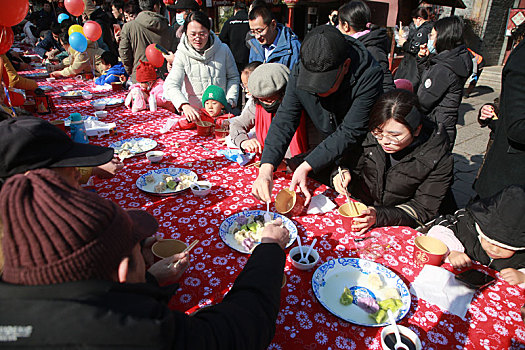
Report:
258,99,280,114
176,13,185,26
427,39,436,54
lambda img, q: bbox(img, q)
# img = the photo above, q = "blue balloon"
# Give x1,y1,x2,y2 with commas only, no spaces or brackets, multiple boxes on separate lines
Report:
57,13,69,23
69,32,87,53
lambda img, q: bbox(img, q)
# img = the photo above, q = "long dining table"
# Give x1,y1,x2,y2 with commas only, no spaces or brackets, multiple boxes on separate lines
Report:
18,67,525,350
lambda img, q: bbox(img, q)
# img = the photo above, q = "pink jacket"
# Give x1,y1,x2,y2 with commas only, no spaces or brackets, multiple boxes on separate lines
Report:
125,79,175,113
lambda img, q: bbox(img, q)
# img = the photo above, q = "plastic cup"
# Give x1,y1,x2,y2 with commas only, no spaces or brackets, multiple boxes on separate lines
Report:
196,121,214,136
275,188,305,217
338,202,367,232
413,236,448,267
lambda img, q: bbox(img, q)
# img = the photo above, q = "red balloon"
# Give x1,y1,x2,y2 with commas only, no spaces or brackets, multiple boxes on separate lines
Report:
145,44,164,68
0,26,13,55
0,0,28,27
65,0,85,17
83,21,102,41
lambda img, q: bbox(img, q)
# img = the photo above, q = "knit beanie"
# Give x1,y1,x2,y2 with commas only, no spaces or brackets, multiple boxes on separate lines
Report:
136,60,157,83
202,85,227,108
1,168,158,285
248,63,290,99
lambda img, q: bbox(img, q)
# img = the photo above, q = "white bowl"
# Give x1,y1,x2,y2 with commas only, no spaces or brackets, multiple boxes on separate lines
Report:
46,77,56,82
289,245,320,271
93,102,106,111
380,325,421,350
63,84,74,91
146,151,164,163
82,93,93,100
94,111,108,119
191,181,212,197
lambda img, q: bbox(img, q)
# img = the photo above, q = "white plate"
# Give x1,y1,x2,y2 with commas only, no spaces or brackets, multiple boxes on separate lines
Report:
136,168,198,196
311,258,411,327
91,97,124,107
219,210,298,254
59,90,91,98
62,115,98,127
109,137,157,156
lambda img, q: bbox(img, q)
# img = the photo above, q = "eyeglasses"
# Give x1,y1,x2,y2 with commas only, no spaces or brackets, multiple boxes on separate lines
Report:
188,31,209,39
371,130,410,145
250,25,268,37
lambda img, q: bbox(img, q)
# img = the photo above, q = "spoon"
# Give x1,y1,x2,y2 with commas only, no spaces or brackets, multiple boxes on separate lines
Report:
264,201,272,223
296,235,305,262
387,309,409,350
299,238,317,264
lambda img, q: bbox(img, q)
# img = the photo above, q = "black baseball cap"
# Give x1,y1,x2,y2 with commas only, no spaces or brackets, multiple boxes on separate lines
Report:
297,25,349,94
0,116,114,179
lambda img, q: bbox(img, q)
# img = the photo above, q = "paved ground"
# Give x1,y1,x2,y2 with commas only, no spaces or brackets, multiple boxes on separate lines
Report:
452,65,503,207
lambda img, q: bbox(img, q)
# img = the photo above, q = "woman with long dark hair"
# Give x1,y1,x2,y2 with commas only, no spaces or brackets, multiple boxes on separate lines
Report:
417,16,473,147
338,0,395,92
332,89,453,233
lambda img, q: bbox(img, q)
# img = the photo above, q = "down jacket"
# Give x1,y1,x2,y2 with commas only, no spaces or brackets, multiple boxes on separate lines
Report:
58,42,105,77
163,32,239,110
1,55,38,91
119,11,178,82
358,27,395,92
248,23,301,70
417,45,472,146
345,122,453,228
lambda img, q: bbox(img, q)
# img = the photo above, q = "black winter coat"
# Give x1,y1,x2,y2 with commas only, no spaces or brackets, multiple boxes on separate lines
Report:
0,244,285,349
475,41,525,199
417,45,472,146
261,36,383,173
394,21,433,89
358,27,395,92
219,10,250,70
90,8,119,56
347,122,453,228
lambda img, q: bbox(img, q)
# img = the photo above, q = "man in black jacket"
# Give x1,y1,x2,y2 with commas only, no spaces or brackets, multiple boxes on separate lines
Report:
0,168,289,349
219,2,250,73
252,25,382,205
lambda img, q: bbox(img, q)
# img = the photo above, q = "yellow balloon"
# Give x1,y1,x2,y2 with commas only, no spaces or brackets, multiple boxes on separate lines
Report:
68,24,84,36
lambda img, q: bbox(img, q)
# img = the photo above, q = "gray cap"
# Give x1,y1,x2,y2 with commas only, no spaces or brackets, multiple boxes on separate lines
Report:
248,63,290,99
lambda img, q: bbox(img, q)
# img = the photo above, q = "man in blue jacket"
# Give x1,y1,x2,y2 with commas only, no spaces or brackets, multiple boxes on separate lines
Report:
251,25,383,205
248,6,300,70
35,24,64,59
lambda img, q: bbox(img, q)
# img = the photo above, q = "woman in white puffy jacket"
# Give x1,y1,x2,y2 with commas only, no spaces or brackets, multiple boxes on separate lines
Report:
163,11,240,121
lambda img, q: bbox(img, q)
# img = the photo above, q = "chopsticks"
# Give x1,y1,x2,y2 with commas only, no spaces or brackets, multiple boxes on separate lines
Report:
338,167,358,214
168,239,199,269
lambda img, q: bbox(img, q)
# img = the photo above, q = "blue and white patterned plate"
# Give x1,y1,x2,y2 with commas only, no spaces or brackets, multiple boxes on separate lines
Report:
219,210,298,254
311,258,411,327
109,137,157,156
24,72,49,78
136,168,198,196
59,90,91,98
38,85,53,92
91,97,124,107
63,115,98,127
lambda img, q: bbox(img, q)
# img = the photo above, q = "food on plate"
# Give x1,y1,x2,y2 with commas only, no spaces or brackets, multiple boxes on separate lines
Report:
154,181,167,193
145,174,155,184
64,90,84,97
361,272,384,290
369,298,404,324
377,287,401,301
148,173,195,193
228,213,277,251
355,295,380,314
339,287,353,305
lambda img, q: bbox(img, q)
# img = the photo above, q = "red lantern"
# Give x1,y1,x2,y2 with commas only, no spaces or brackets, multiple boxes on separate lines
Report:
64,0,85,17
0,0,28,27
83,20,102,41
0,26,14,55
145,44,165,68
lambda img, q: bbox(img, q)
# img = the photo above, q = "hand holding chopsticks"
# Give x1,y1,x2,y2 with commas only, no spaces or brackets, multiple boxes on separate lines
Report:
168,239,199,269
338,167,358,214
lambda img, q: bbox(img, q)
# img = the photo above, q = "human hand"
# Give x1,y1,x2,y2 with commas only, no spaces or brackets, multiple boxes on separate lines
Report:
289,161,313,206
499,268,525,285
147,251,190,285
181,104,201,122
332,168,351,195
92,158,124,179
352,207,376,235
141,236,158,267
418,43,429,58
448,251,472,269
260,218,290,250
241,139,263,154
162,52,175,64
480,104,496,120
50,71,62,78
252,163,274,203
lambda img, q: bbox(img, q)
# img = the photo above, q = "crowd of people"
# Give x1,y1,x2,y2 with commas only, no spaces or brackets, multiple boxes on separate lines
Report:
1,0,524,347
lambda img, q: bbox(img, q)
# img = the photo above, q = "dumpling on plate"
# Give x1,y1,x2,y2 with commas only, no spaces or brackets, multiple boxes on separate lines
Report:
154,181,166,193
145,174,155,184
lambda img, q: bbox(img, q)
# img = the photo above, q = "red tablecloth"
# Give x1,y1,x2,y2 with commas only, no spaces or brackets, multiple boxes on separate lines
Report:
24,72,525,350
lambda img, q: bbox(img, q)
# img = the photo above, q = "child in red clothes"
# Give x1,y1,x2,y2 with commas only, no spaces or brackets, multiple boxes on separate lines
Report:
178,85,233,131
